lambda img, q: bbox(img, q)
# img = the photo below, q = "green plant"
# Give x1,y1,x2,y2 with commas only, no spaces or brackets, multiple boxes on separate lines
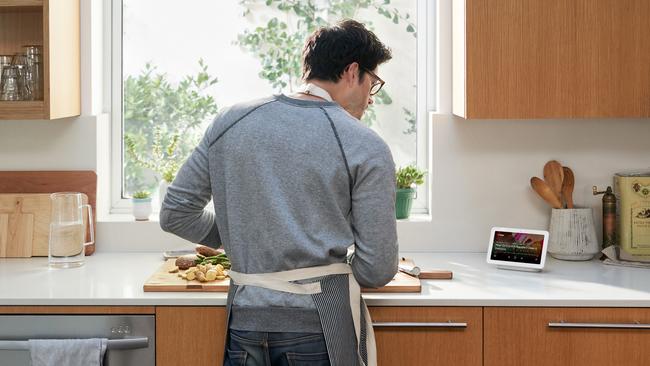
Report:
396,165,426,189
132,190,151,199
123,60,219,193
237,0,415,127
125,127,180,184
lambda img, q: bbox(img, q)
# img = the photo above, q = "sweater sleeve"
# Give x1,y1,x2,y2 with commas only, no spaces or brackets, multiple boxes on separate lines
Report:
159,123,221,248
349,148,399,288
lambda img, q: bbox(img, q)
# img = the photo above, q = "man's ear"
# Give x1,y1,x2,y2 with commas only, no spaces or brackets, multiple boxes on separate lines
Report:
343,62,360,87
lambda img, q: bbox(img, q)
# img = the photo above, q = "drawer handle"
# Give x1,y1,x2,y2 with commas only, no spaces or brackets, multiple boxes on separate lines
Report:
548,321,650,330
373,321,467,328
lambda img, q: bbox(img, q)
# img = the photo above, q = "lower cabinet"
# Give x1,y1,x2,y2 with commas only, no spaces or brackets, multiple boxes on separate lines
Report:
370,306,483,366
484,307,650,366
154,306,483,366
9,305,649,365
156,306,227,366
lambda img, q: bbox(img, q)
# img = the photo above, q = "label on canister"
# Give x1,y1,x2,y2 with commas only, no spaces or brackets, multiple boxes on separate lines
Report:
614,170,650,256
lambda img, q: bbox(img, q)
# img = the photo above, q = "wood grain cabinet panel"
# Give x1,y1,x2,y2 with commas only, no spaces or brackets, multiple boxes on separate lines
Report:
485,307,650,366
156,306,227,366
370,307,482,366
0,0,79,120
454,0,650,119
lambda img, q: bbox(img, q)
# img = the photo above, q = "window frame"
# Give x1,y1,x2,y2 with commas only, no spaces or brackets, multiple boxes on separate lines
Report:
109,0,435,216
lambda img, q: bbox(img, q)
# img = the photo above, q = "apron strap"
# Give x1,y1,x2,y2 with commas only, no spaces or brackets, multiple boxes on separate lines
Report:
228,263,376,366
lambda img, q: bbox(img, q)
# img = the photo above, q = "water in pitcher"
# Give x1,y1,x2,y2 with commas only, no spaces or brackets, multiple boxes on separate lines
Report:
48,221,85,268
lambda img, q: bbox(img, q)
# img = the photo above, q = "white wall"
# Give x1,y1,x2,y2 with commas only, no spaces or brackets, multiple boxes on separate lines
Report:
0,0,648,253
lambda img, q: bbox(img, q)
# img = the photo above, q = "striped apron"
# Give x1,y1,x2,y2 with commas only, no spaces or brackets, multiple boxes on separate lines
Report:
226,263,377,366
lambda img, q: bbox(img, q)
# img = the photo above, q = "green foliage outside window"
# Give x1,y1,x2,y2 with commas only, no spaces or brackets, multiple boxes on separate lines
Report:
123,60,218,194
236,0,416,128
123,1,418,197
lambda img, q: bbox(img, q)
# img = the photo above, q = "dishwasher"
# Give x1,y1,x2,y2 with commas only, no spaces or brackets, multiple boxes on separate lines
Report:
0,314,155,366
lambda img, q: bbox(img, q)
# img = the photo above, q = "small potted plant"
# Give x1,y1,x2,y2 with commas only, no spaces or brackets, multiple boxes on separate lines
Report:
132,190,152,221
395,165,426,219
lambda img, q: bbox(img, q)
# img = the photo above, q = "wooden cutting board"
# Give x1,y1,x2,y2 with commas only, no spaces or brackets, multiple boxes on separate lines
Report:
143,259,422,293
0,171,96,255
143,259,230,292
0,193,89,257
0,197,34,257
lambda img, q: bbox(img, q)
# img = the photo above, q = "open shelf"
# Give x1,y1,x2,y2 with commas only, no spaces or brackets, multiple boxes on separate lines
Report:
0,0,42,7
0,0,79,120
0,101,44,120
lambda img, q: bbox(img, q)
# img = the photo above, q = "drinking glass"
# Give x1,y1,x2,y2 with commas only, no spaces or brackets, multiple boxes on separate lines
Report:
0,66,20,101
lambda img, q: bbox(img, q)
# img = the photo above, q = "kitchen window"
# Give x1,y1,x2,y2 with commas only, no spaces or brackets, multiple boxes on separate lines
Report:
110,0,435,214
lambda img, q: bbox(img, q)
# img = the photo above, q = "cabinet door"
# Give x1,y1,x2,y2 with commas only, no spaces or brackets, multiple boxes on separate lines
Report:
156,306,227,366
455,0,650,119
370,307,482,366
485,307,650,366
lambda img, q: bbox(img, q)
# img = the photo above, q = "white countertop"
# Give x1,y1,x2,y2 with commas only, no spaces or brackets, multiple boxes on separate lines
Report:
1,252,649,307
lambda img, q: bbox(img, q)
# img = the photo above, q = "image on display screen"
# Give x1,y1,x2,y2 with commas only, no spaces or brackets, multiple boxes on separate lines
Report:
490,231,545,264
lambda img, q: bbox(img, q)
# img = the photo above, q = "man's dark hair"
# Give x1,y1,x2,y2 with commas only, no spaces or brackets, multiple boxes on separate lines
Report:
302,19,392,83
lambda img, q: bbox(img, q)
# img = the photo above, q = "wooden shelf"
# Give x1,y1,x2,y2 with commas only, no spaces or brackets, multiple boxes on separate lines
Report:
0,0,42,7
0,101,45,120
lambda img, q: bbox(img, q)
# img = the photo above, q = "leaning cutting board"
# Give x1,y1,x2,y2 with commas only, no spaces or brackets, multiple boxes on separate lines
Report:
0,193,89,257
0,197,34,257
0,171,96,256
144,259,421,293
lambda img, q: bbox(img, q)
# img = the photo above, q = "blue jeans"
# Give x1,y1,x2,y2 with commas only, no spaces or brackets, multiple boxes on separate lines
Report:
224,329,331,366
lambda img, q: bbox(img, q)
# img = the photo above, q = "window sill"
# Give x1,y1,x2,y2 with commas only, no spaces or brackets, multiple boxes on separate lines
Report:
398,213,432,222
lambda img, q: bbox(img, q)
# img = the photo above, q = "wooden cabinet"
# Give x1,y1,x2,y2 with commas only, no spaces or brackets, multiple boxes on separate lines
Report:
156,306,227,366
5,305,650,366
485,307,650,366
0,0,79,119
370,307,482,366
453,0,650,119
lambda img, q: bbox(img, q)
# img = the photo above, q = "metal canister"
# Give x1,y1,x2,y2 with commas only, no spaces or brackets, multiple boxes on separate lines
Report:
614,170,650,258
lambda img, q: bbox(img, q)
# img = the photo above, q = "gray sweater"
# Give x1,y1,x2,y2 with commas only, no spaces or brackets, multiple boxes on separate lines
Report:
160,94,398,333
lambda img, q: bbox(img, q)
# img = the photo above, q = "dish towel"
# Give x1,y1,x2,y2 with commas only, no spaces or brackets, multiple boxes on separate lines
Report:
29,338,108,366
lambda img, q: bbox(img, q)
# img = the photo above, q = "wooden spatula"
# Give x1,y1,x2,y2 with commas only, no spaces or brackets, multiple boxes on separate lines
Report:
561,167,575,208
543,160,564,204
530,177,563,209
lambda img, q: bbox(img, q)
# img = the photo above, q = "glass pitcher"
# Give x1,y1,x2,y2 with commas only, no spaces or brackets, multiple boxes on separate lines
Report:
49,192,94,268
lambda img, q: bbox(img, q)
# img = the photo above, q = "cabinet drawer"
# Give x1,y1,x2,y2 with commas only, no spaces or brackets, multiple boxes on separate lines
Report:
370,307,482,366
485,307,650,366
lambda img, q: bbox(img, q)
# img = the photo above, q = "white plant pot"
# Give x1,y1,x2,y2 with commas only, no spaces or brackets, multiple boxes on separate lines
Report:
132,198,152,221
158,180,170,207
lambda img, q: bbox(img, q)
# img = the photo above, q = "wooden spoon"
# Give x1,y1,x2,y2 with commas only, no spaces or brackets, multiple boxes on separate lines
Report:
530,177,563,209
543,160,564,204
561,166,575,208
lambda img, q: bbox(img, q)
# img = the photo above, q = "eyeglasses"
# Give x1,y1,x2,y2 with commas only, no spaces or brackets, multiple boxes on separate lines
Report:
363,68,385,96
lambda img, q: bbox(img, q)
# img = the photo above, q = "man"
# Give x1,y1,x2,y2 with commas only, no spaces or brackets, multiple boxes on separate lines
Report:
160,19,398,366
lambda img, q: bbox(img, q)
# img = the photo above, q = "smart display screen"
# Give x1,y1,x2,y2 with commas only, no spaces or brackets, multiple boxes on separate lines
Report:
490,231,545,264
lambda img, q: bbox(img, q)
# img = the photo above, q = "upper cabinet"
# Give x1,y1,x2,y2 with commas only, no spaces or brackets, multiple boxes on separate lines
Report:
453,0,650,119
0,0,79,120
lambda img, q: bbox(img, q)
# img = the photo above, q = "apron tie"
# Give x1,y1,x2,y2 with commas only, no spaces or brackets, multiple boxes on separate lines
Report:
229,263,376,366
